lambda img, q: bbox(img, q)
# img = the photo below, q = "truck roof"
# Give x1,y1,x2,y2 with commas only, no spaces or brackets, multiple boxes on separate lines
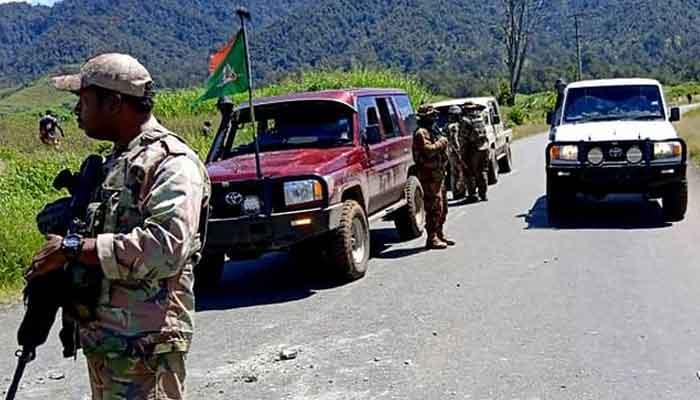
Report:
239,88,407,111
567,78,662,89
430,97,496,109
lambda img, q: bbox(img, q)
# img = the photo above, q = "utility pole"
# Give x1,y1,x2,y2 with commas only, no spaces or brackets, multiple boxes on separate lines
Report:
573,14,583,81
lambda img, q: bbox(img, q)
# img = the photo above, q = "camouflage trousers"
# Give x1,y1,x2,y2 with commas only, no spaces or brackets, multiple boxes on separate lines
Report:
464,148,489,197
448,151,466,197
87,352,186,400
418,173,448,238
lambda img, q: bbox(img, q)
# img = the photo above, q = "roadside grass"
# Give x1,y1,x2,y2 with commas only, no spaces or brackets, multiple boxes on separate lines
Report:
675,108,700,164
0,68,436,301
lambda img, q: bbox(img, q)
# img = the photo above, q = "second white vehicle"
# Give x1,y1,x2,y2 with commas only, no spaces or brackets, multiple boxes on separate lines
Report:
546,78,688,221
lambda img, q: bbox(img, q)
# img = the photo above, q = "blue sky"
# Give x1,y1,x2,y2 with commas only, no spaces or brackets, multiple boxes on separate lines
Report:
0,0,60,5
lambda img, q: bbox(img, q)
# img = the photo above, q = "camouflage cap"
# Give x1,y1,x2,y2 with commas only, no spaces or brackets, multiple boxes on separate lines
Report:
417,105,439,117
448,105,462,115
52,53,152,97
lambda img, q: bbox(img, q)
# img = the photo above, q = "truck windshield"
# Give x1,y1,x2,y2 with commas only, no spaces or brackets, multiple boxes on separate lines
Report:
227,100,354,156
563,85,666,124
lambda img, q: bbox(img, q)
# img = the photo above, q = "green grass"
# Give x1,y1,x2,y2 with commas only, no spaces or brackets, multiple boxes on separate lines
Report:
0,77,76,117
0,68,436,301
675,107,700,164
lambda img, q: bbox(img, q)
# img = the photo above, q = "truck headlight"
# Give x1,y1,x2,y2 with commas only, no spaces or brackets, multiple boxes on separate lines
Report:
626,146,643,164
550,145,579,163
587,147,604,165
653,142,683,162
284,180,323,206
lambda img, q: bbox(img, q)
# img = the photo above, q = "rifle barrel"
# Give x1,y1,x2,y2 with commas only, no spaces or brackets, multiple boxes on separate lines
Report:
5,350,33,400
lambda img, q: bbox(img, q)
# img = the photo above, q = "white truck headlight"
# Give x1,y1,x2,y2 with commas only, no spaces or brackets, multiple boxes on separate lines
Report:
284,180,323,206
587,147,604,165
626,146,643,164
550,145,579,163
653,142,683,162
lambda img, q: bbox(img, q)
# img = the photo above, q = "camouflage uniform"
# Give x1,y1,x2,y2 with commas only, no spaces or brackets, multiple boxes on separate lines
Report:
460,105,490,201
53,54,211,400
413,105,450,249
447,120,466,199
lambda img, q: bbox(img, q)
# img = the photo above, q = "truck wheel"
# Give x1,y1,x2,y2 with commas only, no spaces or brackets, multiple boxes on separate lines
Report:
329,200,370,281
547,177,571,224
663,181,688,222
194,253,225,290
395,176,425,240
498,144,513,173
488,150,499,185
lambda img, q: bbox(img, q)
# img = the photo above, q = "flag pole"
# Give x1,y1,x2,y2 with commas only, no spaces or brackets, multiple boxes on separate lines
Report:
236,7,262,180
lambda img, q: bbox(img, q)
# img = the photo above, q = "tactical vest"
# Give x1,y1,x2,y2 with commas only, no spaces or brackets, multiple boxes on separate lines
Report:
81,126,210,355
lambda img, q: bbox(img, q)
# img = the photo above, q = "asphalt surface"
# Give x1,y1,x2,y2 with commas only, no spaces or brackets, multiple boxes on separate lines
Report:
2,126,700,399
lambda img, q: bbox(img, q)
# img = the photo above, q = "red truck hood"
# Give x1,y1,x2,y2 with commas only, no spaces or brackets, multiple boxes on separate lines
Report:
207,147,359,182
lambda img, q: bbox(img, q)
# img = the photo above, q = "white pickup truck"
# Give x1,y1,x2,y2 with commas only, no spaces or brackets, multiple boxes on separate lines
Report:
546,78,687,221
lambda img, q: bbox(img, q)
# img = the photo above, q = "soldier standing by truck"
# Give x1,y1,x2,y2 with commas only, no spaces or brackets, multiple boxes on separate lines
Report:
413,105,455,250
447,105,467,199
461,102,490,202
27,53,210,400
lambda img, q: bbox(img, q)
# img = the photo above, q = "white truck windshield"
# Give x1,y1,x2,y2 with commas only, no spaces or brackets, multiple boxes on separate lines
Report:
563,85,665,124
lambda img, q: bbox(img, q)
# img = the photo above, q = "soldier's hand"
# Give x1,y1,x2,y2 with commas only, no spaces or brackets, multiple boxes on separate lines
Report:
25,235,66,282
438,137,449,149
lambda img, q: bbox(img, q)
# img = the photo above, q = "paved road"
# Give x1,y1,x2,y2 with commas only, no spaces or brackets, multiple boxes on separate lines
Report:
2,131,700,399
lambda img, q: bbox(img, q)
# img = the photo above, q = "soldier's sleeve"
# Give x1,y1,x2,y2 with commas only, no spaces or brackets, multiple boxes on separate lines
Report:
414,129,447,155
96,155,207,281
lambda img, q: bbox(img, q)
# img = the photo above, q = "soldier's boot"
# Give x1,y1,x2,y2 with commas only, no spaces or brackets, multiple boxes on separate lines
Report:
465,194,479,204
479,192,488,202
438,231,456,246
426,234,448,250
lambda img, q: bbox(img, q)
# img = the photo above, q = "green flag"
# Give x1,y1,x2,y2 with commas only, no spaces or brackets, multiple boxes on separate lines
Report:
195,29,249,104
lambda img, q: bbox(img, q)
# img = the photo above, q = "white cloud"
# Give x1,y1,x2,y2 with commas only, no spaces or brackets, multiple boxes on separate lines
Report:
0,0,60,5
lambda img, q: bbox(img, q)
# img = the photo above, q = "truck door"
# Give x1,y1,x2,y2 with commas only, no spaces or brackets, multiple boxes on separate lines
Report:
358,96,394,215
375,97,407,206
488,100,505,155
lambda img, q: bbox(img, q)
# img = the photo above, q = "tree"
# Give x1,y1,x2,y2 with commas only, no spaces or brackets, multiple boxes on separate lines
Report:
499,0,546,105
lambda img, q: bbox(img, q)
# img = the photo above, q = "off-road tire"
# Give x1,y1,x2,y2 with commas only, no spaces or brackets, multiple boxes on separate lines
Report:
547,176,572,224
488,150,499,185
498,144,513,173
329,200,370,281
395,176,425,240
663,181,688,222
194,253,225,291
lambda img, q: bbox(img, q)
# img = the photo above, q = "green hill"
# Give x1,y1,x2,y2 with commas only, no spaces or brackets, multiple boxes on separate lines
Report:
1,0,700,95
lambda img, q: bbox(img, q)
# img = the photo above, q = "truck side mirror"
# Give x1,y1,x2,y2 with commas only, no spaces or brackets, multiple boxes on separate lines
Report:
669,107,681,122
546,111,555,126
364,125,382,145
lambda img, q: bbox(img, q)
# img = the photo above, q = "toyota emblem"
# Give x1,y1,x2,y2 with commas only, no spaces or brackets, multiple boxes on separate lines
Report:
609,147,624,159
225,192,244,207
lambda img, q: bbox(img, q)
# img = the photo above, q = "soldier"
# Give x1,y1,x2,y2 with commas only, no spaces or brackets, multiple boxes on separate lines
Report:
413,105,455,250
460,102,490,202
25,53,211,400
446,105,466,199
551,78,568,127
687,93,693,105
201,120,212,137
39,111,65,147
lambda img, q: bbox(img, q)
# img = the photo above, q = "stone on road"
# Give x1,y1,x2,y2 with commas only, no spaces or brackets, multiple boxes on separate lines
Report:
1,133,700,399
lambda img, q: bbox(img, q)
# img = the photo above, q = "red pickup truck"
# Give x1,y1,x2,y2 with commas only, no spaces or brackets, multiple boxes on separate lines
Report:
198,89,425,287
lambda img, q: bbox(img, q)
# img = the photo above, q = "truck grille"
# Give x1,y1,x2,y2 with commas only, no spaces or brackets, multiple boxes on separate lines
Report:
583,141,649,165
210,181,264,219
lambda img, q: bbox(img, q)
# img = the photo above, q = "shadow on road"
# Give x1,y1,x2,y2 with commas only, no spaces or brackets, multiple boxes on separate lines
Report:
518,195,673,230
195,252,348,312
197,227,422,312
370,227,427,259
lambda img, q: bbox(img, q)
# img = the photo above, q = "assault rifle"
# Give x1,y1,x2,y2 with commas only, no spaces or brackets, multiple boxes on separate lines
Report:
6,155,104,400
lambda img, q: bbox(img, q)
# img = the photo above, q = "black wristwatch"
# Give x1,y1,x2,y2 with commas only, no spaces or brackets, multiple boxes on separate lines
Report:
61,233,84,262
